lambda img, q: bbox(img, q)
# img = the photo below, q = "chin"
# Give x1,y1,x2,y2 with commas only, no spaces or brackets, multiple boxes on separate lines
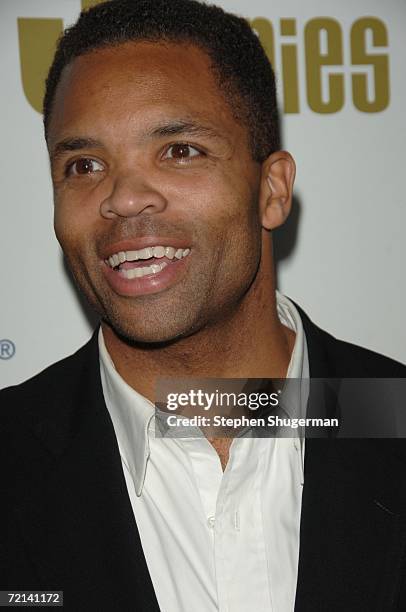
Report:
104,313,198,348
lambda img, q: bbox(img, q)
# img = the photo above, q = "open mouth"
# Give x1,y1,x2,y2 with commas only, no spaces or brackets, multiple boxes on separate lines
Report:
104,245,191,279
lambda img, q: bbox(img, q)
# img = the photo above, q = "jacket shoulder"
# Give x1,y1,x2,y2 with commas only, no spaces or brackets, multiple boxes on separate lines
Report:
0,334,96,421
294,301,406,377
324,332,406,377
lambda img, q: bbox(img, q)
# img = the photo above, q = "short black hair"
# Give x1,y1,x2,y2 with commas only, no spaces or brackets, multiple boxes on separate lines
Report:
43,0,280,161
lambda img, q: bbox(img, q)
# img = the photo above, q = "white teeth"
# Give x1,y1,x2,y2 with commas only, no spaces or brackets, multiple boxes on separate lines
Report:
126,250,139,261
165,247,176,259
153,246,165,258
118,261,168,279
138,247,154,259
107,245,191,268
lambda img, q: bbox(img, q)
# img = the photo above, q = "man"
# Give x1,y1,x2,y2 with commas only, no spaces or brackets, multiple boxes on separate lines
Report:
1,0,406,610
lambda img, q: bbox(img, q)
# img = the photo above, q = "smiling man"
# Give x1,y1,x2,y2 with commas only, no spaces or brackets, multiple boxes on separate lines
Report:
1,0,406,611
50,38,293,363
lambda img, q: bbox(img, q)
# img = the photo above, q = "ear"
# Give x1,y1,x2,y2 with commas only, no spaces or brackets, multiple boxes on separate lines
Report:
259,151,296,230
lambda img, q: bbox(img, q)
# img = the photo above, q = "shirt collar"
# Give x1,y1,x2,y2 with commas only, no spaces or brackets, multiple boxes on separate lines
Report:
99,291,309,495
275,292,309,478
275,290,308,381
99,329,155,495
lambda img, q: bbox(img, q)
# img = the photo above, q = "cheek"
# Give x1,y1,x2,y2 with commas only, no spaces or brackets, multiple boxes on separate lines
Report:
54,205,79,254
194,184,262,285
219,185,262,265
53,189,97,256
201,180,260,246
186,168,259,222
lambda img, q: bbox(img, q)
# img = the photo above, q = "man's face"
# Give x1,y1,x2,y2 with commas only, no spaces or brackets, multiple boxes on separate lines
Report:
48,41,264,343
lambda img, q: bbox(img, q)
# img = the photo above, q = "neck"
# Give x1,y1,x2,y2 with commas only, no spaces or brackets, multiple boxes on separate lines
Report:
102,253,295,403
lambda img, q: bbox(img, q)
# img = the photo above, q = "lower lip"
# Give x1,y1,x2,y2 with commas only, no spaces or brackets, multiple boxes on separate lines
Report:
101,257,189,297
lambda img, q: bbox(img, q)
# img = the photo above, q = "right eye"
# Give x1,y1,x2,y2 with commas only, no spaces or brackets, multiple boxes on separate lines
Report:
66,158,105,176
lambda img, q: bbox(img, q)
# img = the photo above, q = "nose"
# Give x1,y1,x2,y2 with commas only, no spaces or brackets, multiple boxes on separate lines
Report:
100,172,168,219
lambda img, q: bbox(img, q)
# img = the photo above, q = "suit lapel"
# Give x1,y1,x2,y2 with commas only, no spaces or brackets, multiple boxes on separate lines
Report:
16,333,160,611
295,307,406,611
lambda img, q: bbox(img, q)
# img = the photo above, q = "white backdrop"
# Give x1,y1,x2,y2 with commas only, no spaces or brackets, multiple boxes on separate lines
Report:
1,0,405,388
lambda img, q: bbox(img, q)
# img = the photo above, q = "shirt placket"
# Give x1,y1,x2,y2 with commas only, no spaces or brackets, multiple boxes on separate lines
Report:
214,439,273,612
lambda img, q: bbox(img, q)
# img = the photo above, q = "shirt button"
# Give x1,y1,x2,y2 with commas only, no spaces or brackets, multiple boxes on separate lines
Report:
207,516,215,529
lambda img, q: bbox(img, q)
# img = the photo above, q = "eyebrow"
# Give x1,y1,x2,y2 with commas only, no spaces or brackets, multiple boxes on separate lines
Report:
147,120,229,143
50,120,230,161
51,137,103,161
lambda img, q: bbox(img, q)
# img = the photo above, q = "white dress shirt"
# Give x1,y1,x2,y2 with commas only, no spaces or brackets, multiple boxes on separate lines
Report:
99,292,309,612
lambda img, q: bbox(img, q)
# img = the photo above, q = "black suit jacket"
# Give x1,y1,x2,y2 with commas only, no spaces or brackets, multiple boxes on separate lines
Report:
1,305,406,611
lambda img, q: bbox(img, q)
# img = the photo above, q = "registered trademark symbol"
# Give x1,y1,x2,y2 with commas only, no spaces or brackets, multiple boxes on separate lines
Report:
0,339,16,359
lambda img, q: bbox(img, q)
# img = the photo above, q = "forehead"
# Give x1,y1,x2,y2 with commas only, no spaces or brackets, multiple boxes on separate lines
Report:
48,40,245,146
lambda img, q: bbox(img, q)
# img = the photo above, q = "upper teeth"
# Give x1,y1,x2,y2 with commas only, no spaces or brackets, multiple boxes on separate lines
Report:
106,246,191,268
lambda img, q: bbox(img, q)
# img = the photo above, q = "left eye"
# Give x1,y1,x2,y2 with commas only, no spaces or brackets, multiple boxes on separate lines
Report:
163,144,202,161
66,158,104,176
